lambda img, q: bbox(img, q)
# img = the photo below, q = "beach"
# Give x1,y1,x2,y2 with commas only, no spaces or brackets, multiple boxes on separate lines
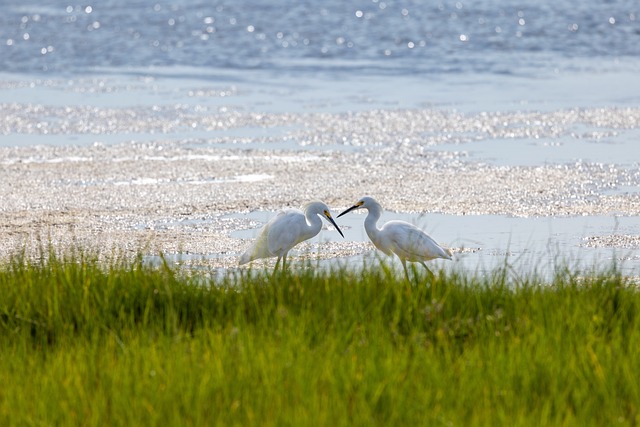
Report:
1,71,640,275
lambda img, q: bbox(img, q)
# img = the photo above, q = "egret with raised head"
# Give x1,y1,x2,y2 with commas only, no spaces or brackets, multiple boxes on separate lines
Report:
338,196,452,280
239,200,344,271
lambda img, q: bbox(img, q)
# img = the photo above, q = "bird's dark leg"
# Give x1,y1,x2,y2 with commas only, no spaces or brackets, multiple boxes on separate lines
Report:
273,256,282,276
401,259,410,282
282,252,288,271
420,261,434,277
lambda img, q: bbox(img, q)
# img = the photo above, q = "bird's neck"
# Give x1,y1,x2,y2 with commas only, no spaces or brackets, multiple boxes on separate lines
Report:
364,208,382,242
305,212,323,236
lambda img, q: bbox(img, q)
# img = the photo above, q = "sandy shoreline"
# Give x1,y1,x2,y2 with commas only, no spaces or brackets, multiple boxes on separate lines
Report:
2,89,640,270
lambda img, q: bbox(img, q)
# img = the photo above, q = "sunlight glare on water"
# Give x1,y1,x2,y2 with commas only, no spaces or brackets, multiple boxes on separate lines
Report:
1,0,638,76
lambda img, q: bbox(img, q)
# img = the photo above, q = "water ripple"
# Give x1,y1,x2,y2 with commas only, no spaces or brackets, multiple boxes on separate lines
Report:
1,0,638,76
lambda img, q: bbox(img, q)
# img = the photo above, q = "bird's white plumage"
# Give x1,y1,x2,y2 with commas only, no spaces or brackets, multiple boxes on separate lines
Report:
239,201,344,270
377,220,452,262
339,196,452,278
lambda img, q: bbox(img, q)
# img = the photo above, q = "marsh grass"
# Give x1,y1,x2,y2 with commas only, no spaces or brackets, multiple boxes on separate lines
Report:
1,249,639,426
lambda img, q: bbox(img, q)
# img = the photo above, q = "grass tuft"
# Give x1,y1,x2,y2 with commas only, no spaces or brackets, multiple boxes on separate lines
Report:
1,249,639,426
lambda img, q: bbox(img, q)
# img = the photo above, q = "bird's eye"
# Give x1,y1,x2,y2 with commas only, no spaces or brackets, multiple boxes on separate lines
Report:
324,210,330,216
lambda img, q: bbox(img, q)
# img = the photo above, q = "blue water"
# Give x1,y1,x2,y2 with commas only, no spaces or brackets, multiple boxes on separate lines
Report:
1,0,638,77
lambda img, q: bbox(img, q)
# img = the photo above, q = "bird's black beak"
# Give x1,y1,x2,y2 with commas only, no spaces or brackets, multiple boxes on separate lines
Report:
337,204,360,218
326,214,345,238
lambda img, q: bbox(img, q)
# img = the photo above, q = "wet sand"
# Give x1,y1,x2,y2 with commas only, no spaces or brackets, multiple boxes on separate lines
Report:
1,74,639,273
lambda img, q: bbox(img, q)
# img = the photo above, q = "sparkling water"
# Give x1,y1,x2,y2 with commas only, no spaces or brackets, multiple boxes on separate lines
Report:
1,0,638,76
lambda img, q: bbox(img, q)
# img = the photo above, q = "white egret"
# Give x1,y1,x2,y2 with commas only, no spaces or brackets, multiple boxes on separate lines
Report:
338,196,452,279
239,200,344,271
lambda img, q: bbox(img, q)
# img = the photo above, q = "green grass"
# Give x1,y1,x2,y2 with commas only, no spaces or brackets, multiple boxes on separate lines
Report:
1,249,639,426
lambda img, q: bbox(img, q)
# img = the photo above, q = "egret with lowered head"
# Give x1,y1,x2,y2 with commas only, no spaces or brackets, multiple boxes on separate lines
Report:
239,200,344,271
338,196,452,279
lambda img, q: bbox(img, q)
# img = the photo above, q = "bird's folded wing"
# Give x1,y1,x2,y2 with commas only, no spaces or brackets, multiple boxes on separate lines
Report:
389,224,449,260
266,212,305,255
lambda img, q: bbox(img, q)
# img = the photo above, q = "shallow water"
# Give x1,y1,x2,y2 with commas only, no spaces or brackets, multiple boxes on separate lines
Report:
432,129,640,167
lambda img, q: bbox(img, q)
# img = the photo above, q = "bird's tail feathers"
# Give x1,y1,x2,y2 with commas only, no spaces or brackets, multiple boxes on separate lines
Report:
238,251,252,265
442,247,453,260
